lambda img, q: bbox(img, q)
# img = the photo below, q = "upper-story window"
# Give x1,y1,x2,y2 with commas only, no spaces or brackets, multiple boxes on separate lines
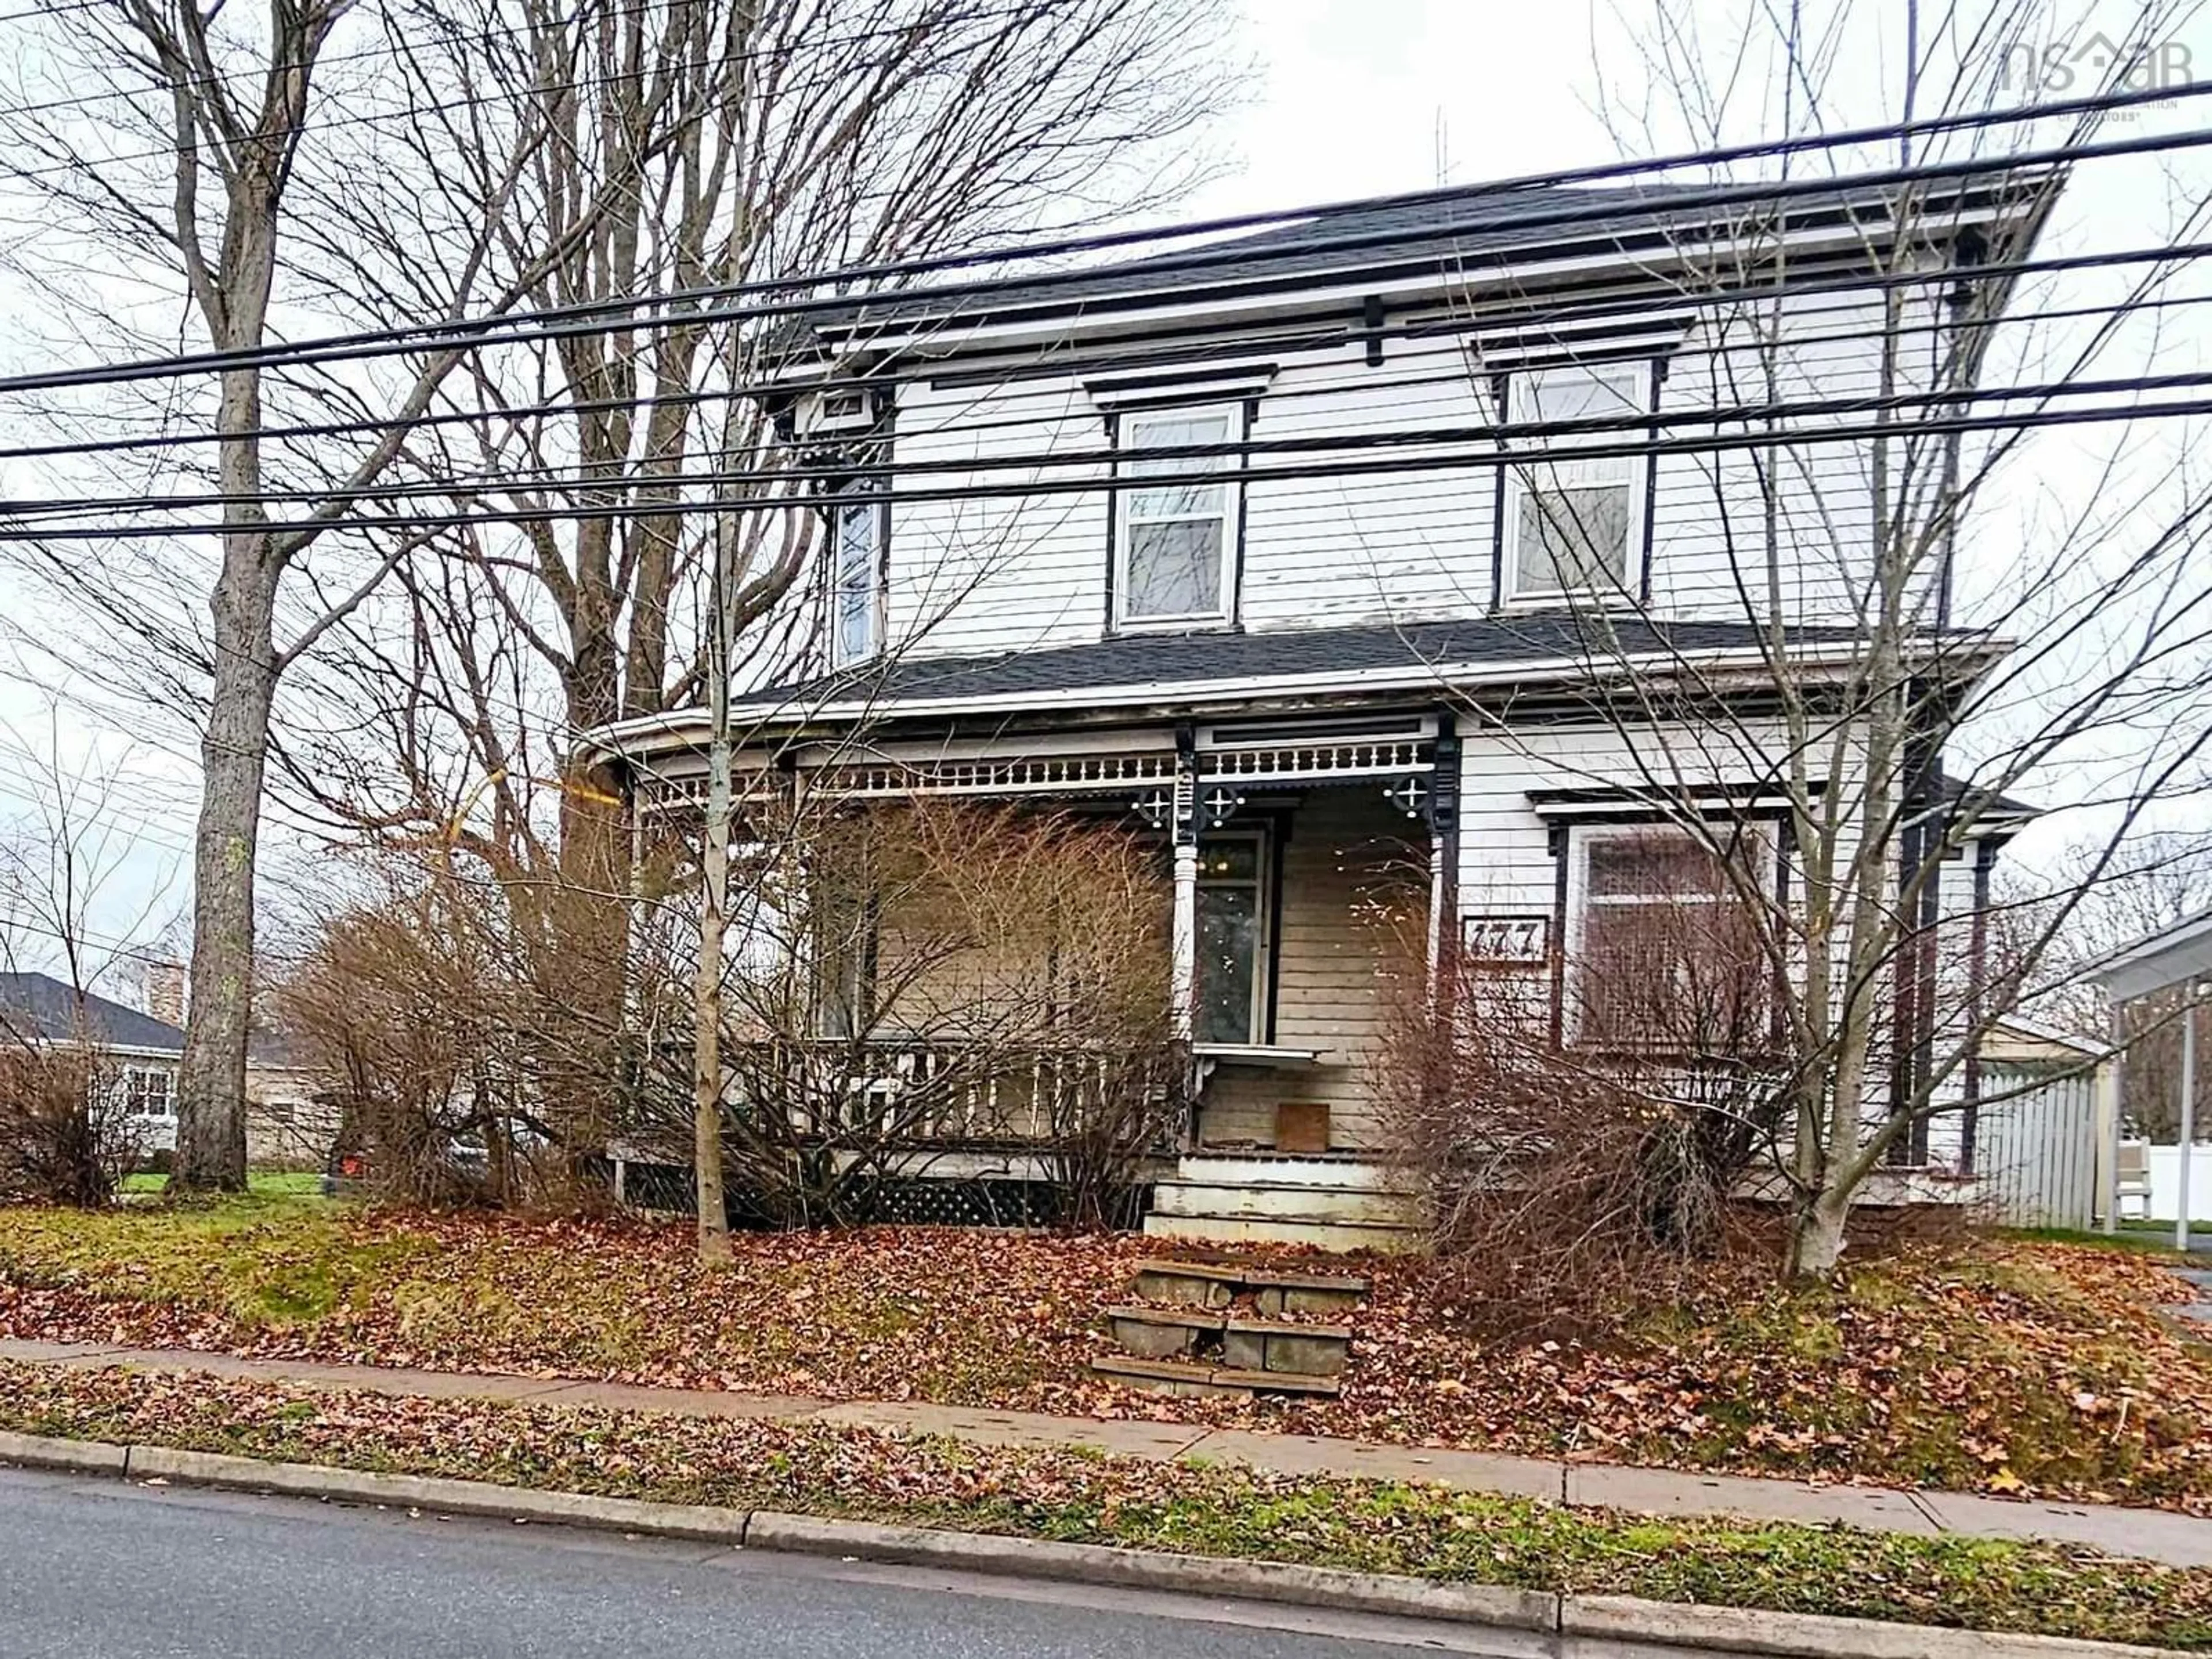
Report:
1115,404,1241,628
1504,365,1647,603
827,477,885,668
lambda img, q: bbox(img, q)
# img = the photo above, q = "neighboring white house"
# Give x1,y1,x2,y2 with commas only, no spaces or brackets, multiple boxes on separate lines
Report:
584,168,2058,1248
0,971,339,1170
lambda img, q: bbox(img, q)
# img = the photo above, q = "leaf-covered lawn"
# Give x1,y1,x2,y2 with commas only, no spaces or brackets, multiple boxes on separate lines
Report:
4,1198,2210,1509
3,1359,2209,1650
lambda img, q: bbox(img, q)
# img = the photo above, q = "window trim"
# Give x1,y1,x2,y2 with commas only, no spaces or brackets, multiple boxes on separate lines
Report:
824,475,888,669
1194,828,1273,1046
1561,820,1768,1050
1111,401,1244,632
1501,363,1649,606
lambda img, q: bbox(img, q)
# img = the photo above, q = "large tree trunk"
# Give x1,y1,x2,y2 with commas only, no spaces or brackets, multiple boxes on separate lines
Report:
175,361,281,1192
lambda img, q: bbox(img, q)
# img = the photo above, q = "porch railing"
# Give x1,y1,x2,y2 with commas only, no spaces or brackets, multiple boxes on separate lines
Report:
718,1037,1189,1150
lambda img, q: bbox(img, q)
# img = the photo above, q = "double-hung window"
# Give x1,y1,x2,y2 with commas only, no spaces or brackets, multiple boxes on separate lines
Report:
1567,825,1766,1050
1505,365,1646,601
827,478,885,668
1115,405,1239,627
124,1065,175,1118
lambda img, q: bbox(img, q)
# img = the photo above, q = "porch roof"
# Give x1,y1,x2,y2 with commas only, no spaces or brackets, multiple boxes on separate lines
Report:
586,613,1973,762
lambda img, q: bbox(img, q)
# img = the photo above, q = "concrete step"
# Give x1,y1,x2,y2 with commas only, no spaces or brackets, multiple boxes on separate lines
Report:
1089,1353,1342,1399
1223,1316,1352,1378
1103,1305,1221,1361
1151,1178,1427,1226
1102,1304,1352,1378
1130,1258,1369,1316
1142,1210,1426,1254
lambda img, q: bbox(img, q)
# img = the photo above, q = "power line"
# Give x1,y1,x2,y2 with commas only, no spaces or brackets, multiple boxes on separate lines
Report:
7,346,2209,524
2,229,2203,470
0,75,2201,400
5,390,2206,540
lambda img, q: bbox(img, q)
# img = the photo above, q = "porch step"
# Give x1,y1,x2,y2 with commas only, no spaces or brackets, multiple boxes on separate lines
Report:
1142,1209,1426,1253
1165,1153,1426,1194
1103,1306,1354,1376
1150,1176,1427,1228
1130,1258,1369,1316
1088,1353,1342,1399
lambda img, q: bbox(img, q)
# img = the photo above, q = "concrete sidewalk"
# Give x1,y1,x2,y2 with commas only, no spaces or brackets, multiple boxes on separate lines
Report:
7,1335,2211,1568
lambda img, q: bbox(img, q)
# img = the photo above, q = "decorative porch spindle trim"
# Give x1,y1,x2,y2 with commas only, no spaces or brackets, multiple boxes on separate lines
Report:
809,751,1177,797
1198,738,1434,782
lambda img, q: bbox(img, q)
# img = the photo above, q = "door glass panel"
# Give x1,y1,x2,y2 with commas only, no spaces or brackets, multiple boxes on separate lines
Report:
1195,885,1259,1044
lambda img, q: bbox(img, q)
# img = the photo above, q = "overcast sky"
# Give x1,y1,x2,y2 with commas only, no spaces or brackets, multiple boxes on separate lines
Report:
0,0,2203,985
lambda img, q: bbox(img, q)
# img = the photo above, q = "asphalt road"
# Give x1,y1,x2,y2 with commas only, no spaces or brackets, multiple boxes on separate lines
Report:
0,1467,1543,1658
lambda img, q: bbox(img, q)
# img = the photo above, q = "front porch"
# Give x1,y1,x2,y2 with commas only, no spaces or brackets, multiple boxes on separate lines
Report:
624,704,1461,1244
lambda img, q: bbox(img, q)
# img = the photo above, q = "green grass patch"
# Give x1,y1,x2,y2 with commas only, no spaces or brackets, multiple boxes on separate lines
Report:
2000,1224,2185,1255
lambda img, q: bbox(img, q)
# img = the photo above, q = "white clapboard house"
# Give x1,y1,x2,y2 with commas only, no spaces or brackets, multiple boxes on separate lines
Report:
584,168,2053,1248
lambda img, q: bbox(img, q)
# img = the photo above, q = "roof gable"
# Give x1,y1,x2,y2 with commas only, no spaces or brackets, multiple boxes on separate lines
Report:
0,972,184,1054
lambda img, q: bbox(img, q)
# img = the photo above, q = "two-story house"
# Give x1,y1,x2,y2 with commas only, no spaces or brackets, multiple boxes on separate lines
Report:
584,166,2054,1248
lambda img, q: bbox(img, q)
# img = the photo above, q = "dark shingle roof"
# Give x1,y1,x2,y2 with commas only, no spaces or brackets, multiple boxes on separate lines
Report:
0,972,183,1053
743,614,1863,716
789,173,2039,351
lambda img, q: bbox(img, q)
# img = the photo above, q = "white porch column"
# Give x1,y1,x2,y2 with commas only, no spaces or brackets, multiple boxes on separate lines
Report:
1423,712,1461,994
1169,729,1200,1043
1171,843,1199,1043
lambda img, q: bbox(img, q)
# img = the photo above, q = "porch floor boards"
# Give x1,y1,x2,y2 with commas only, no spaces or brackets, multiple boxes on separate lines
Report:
8,1336,2212,1565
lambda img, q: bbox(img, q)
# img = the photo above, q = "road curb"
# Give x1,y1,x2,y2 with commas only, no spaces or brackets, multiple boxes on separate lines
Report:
1558,1594,2186,1658
0,1431,2190,1657
745,1509,1558,1631
0,1428,127,1476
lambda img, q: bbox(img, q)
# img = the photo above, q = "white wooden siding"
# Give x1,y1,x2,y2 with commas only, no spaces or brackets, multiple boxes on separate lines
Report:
775,275,1954,675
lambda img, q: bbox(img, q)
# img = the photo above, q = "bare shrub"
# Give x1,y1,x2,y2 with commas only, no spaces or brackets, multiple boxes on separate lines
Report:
1385,829,1783,1335
654,795,1180,1229
275,851,650,1209
0,1031,138,1208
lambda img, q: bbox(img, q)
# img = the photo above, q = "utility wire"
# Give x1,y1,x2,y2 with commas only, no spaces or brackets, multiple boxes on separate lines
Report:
9,354,2210,523
5,393,2206,540
2,229,2203,469
0,76,2200,399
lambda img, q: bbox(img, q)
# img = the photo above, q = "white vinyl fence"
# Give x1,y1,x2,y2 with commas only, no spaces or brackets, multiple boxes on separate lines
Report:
2137,1143,2212,1223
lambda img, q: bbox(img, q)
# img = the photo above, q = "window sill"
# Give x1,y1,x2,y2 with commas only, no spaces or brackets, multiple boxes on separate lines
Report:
1110,615,1235,637
1497,590,1643,612
1194,1041,1324,1068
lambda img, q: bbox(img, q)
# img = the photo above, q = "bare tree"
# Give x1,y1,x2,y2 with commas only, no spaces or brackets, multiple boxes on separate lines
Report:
1460,1,2212,1274
0,0,672,1187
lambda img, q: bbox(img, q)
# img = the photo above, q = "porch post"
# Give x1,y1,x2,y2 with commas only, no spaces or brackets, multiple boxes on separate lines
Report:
1425,711,1462,995
1170,726,1199,1043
